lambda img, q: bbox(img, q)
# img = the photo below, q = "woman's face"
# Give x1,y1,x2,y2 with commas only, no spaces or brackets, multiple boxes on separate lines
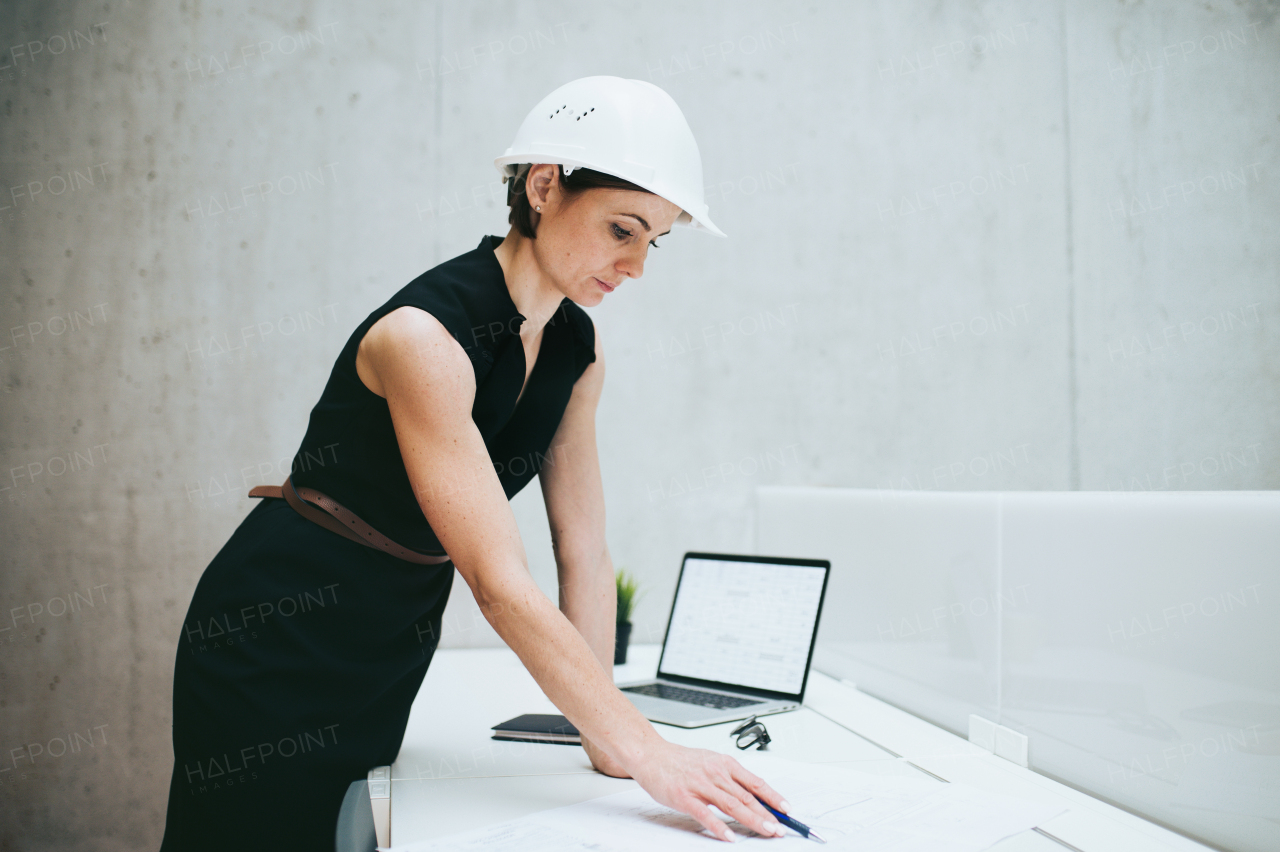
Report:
524,164,682,307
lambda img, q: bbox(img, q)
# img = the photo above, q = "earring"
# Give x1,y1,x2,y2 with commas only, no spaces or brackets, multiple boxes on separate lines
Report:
536,206,541,212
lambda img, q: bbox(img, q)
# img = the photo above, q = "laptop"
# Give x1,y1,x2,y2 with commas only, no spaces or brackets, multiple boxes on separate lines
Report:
618,552,831,728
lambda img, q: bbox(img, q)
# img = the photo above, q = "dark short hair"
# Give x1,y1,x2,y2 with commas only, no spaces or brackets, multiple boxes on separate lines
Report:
506,164,653,238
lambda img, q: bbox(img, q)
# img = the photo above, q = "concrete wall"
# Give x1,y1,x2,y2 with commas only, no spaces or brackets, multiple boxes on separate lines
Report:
0,1,1274,848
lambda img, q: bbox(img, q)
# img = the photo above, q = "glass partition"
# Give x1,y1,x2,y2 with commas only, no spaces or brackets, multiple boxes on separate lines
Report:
757,486,1280,852
755,488,1003,737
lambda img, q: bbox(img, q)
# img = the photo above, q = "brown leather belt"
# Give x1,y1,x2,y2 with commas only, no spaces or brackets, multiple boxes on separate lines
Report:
248,475,451,565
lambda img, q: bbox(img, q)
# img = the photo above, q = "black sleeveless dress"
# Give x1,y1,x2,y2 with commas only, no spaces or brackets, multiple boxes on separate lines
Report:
159,235,596,851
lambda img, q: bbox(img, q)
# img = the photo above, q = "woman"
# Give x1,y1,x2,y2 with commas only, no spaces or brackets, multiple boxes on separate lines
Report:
160,76,791,850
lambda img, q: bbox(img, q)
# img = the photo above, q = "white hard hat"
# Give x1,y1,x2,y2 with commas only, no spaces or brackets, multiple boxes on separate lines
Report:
495,76,725,238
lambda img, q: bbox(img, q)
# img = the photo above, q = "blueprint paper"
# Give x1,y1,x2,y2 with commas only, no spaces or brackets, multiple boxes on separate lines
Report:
390,755,1065,851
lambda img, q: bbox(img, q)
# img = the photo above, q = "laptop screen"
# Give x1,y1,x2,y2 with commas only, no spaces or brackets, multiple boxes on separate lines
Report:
657,554,828,696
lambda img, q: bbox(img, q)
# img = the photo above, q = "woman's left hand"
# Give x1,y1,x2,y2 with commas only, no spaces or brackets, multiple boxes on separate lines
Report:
583,734,631,778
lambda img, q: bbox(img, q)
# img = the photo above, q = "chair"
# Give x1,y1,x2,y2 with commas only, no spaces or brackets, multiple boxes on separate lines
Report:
334,767,391,852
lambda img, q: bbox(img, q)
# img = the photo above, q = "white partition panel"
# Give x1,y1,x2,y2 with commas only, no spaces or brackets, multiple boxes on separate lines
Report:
757,486,1280,852
753,488,1004,736
999,492,1280,851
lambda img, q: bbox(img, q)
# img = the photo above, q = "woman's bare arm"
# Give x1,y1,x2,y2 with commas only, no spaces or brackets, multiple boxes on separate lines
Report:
537,324,626,776
360,305,790,842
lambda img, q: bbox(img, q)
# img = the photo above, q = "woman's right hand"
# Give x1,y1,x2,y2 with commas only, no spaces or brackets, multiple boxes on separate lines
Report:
626,740,791,842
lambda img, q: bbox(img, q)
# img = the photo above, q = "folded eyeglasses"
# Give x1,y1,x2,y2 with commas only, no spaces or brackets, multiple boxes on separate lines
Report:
730,715,771,751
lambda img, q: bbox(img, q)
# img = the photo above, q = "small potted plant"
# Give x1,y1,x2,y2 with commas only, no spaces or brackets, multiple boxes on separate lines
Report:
615,568,643,665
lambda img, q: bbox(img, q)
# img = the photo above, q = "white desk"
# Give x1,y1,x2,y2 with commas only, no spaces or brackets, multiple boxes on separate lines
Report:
385,646,1213,851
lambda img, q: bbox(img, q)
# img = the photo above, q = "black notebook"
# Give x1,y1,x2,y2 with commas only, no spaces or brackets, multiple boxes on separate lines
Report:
491,714,581,745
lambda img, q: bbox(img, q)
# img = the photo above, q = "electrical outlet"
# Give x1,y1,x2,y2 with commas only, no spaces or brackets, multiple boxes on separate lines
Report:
995,725,1029,767
968,714,997,752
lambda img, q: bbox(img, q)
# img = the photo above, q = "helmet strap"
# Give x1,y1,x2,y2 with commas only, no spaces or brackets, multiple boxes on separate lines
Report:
505,163,532,206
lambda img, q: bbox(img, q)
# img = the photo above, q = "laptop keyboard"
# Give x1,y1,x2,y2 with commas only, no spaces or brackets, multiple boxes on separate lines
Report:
622,683,764,710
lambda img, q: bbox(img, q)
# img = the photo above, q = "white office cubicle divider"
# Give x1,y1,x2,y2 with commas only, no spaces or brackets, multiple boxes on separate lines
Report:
756,487,1279,852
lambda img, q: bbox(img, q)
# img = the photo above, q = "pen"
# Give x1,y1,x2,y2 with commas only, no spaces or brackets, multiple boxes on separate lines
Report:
754,795,826,843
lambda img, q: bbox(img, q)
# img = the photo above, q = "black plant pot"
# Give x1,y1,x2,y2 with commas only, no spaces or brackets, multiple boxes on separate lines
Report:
614,621,633,665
